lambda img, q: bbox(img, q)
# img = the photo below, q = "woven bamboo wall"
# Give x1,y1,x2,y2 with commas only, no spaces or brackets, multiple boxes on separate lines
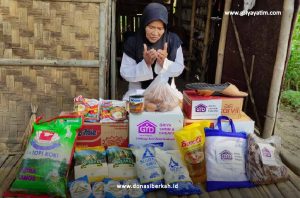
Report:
0,0,101,149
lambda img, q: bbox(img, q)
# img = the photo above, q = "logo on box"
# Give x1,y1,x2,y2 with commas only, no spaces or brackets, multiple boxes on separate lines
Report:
220,150,233,160
137,120,157,134
195,104,207,112
78,129,97,136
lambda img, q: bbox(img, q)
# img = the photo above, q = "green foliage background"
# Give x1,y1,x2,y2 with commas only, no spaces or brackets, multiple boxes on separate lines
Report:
282,12,300,111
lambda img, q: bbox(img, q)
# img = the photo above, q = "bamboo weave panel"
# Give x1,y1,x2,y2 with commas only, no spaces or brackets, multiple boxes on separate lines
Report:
0,65,99,142
0,0,99,59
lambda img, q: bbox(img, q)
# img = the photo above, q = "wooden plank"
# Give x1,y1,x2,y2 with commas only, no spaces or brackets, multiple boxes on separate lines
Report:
239,187,257,198
287,168,300,191
285,180,300,197
0,154,23,195
264,184,284,198
256,186,271,198
0,156,14,178
228,189,243,198
259,185,276,198
0,59,99,67
199,192,210,198
208,191,222,198
0,154,9,167
188,194,201,198
218,189,232,198
249,187,265,198
0,154,22,184
276,181,299,198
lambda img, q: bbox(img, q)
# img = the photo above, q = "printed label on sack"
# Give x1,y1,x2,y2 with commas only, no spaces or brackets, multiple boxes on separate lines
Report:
215,145,244,164
257,143,278,166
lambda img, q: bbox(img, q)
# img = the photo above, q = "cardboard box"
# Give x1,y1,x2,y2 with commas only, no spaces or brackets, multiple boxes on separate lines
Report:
77,123,101,147
129,106,184,150
76,122,129,147
184,112,255,134
183,90,243,119
100,122,128,147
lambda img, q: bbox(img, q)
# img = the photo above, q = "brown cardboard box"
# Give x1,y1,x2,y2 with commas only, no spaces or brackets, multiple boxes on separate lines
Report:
100,122,128,147
75,122,128,147
183,90,243,119
60,111,129,147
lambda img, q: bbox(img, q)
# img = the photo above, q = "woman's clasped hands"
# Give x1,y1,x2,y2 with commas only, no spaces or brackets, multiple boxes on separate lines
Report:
143,43,168,67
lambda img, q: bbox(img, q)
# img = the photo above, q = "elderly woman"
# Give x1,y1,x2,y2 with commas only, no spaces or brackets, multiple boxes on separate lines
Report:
120,2,184,100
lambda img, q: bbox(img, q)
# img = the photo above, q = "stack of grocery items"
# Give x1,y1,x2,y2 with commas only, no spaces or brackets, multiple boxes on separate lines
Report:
4,81,290,197
178,82,289,192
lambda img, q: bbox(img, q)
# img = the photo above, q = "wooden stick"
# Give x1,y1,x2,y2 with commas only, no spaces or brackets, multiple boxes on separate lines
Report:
21,104,38,151
111,0,117,99
244,55,255,111
39,0,105,2
263,0,295,138
185,0,197,80
230,16,262,131
99,0,108,98
215,0,232,83
0,59,99,67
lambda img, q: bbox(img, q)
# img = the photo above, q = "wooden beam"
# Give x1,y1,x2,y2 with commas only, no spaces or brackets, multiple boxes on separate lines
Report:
0,59,99,67
111,0,117,99
99,0,109,98
263,0,295,138
39,0,105,2
215,0,232,83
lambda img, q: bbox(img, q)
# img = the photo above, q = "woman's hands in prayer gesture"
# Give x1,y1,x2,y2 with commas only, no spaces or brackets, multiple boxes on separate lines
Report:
143,43,168,67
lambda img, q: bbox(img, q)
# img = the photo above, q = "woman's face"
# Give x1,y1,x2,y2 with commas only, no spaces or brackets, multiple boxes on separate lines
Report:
145,20,165,43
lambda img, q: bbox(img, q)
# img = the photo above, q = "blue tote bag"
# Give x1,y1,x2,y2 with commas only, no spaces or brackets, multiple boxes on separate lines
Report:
204,116,254,192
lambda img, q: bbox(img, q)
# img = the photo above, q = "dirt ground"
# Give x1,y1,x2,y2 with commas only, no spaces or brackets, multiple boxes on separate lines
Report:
274,105,300,159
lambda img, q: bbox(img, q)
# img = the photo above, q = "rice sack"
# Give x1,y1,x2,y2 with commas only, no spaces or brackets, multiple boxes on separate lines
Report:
174,121,210,183
107,146,137,180
74,146,108,183
10,115,83,197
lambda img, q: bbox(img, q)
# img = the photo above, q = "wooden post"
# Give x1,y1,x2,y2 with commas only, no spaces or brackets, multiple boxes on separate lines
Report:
215,0,232,83
185,0,197,80
111,0,117,99
263,0,295,138
99,0,108,98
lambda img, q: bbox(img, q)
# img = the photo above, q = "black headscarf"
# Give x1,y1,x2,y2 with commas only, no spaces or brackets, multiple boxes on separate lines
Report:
123,3,182,89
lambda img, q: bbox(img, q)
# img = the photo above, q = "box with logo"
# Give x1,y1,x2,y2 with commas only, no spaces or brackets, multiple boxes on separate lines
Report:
129,106,184,150
76,123,101,147
76,122,129,147
184,112,254,134
183,90,243,119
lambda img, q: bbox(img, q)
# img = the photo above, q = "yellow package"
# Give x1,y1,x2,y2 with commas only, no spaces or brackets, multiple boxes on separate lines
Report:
74,146,108,183
174,121,211,184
